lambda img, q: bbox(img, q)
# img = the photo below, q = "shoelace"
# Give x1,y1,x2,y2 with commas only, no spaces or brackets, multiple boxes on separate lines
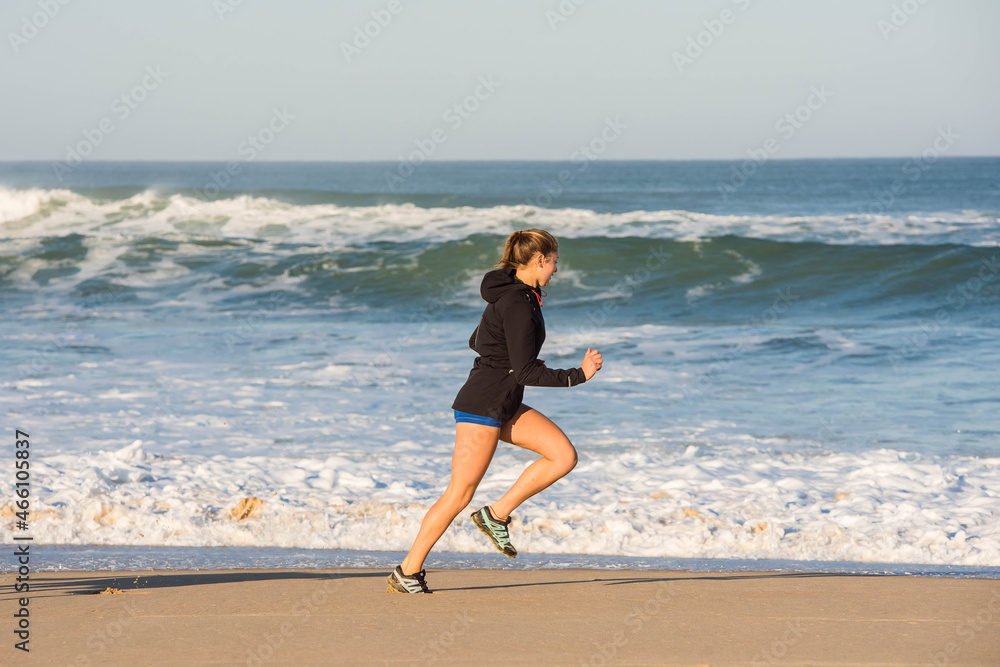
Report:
412,570,430,593
488,517,509,537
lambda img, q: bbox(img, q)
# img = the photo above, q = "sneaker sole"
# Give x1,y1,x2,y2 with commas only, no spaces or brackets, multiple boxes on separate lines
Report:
386,573,408,593
472,511,517,559
386,572,432,594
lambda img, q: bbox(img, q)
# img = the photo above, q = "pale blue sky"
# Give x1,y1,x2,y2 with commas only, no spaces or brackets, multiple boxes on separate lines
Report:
2,0,998,160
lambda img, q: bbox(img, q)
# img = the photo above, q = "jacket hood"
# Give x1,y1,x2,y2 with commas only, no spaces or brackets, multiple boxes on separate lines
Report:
480,268,535,304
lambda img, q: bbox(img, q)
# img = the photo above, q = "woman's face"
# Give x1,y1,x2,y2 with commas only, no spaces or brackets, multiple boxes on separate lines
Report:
538,252,558,286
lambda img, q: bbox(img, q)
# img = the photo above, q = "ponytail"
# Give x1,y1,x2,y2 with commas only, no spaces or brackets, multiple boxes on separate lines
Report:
497,228,558,269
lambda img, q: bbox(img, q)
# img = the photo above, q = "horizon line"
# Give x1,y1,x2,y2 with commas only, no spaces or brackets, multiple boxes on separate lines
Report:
0,155,997,164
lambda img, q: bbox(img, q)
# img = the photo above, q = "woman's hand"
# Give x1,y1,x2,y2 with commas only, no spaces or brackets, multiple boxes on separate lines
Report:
581,347,603,381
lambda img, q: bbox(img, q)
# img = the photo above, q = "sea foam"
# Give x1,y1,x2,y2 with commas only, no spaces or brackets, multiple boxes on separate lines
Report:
2,186,997,247
7,440,998,566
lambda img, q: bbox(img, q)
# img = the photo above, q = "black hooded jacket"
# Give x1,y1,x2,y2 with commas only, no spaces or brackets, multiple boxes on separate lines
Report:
451,268,586,422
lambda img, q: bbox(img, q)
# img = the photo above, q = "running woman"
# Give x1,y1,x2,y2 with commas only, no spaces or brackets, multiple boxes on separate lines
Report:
387,228,603,594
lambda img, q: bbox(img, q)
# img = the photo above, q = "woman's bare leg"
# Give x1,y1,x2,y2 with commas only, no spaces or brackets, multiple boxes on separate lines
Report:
489,405,578,521
399,422,499,575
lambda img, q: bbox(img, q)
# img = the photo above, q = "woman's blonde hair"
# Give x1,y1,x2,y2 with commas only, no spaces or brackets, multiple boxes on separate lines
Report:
496,228,558,269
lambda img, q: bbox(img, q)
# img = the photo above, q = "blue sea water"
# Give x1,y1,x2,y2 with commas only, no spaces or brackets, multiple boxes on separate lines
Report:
1,159,998,568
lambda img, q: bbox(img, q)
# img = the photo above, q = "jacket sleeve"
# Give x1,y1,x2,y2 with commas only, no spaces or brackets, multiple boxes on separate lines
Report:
502,299,586,388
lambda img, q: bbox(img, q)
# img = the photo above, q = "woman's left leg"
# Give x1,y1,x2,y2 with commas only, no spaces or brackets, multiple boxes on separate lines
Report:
399,422,500,575
488,404,578,521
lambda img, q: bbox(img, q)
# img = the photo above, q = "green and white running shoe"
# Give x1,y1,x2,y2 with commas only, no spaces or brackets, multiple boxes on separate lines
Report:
386,565,432,594
471,506,517,558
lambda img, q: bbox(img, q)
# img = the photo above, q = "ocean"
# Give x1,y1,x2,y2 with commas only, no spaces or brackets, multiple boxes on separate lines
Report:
2,159,998,573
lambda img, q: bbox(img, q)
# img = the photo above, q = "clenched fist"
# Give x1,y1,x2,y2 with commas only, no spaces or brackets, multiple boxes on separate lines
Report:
581,347,603,381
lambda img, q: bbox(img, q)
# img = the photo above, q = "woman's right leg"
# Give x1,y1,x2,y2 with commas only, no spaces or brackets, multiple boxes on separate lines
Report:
399,422,500,575
488,405,578,521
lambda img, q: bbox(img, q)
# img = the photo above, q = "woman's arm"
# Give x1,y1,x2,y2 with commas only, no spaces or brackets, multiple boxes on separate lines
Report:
502,300,586,387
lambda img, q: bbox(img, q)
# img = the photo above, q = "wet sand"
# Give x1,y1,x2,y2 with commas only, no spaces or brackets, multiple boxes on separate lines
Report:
2,568,998,665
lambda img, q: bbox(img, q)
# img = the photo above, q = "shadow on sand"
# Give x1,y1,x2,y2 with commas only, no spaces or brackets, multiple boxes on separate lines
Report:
1,570,385,599
435,570,885,592
3,569,891,599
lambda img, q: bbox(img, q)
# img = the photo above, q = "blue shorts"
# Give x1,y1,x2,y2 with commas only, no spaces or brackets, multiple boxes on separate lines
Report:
453,410,502,428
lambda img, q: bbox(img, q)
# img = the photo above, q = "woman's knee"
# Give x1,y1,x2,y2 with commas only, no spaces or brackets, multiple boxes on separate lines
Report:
553,442,578,474
443,485,476,510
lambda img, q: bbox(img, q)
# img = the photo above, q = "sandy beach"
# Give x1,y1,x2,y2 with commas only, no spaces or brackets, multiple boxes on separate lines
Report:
2,567,998,666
